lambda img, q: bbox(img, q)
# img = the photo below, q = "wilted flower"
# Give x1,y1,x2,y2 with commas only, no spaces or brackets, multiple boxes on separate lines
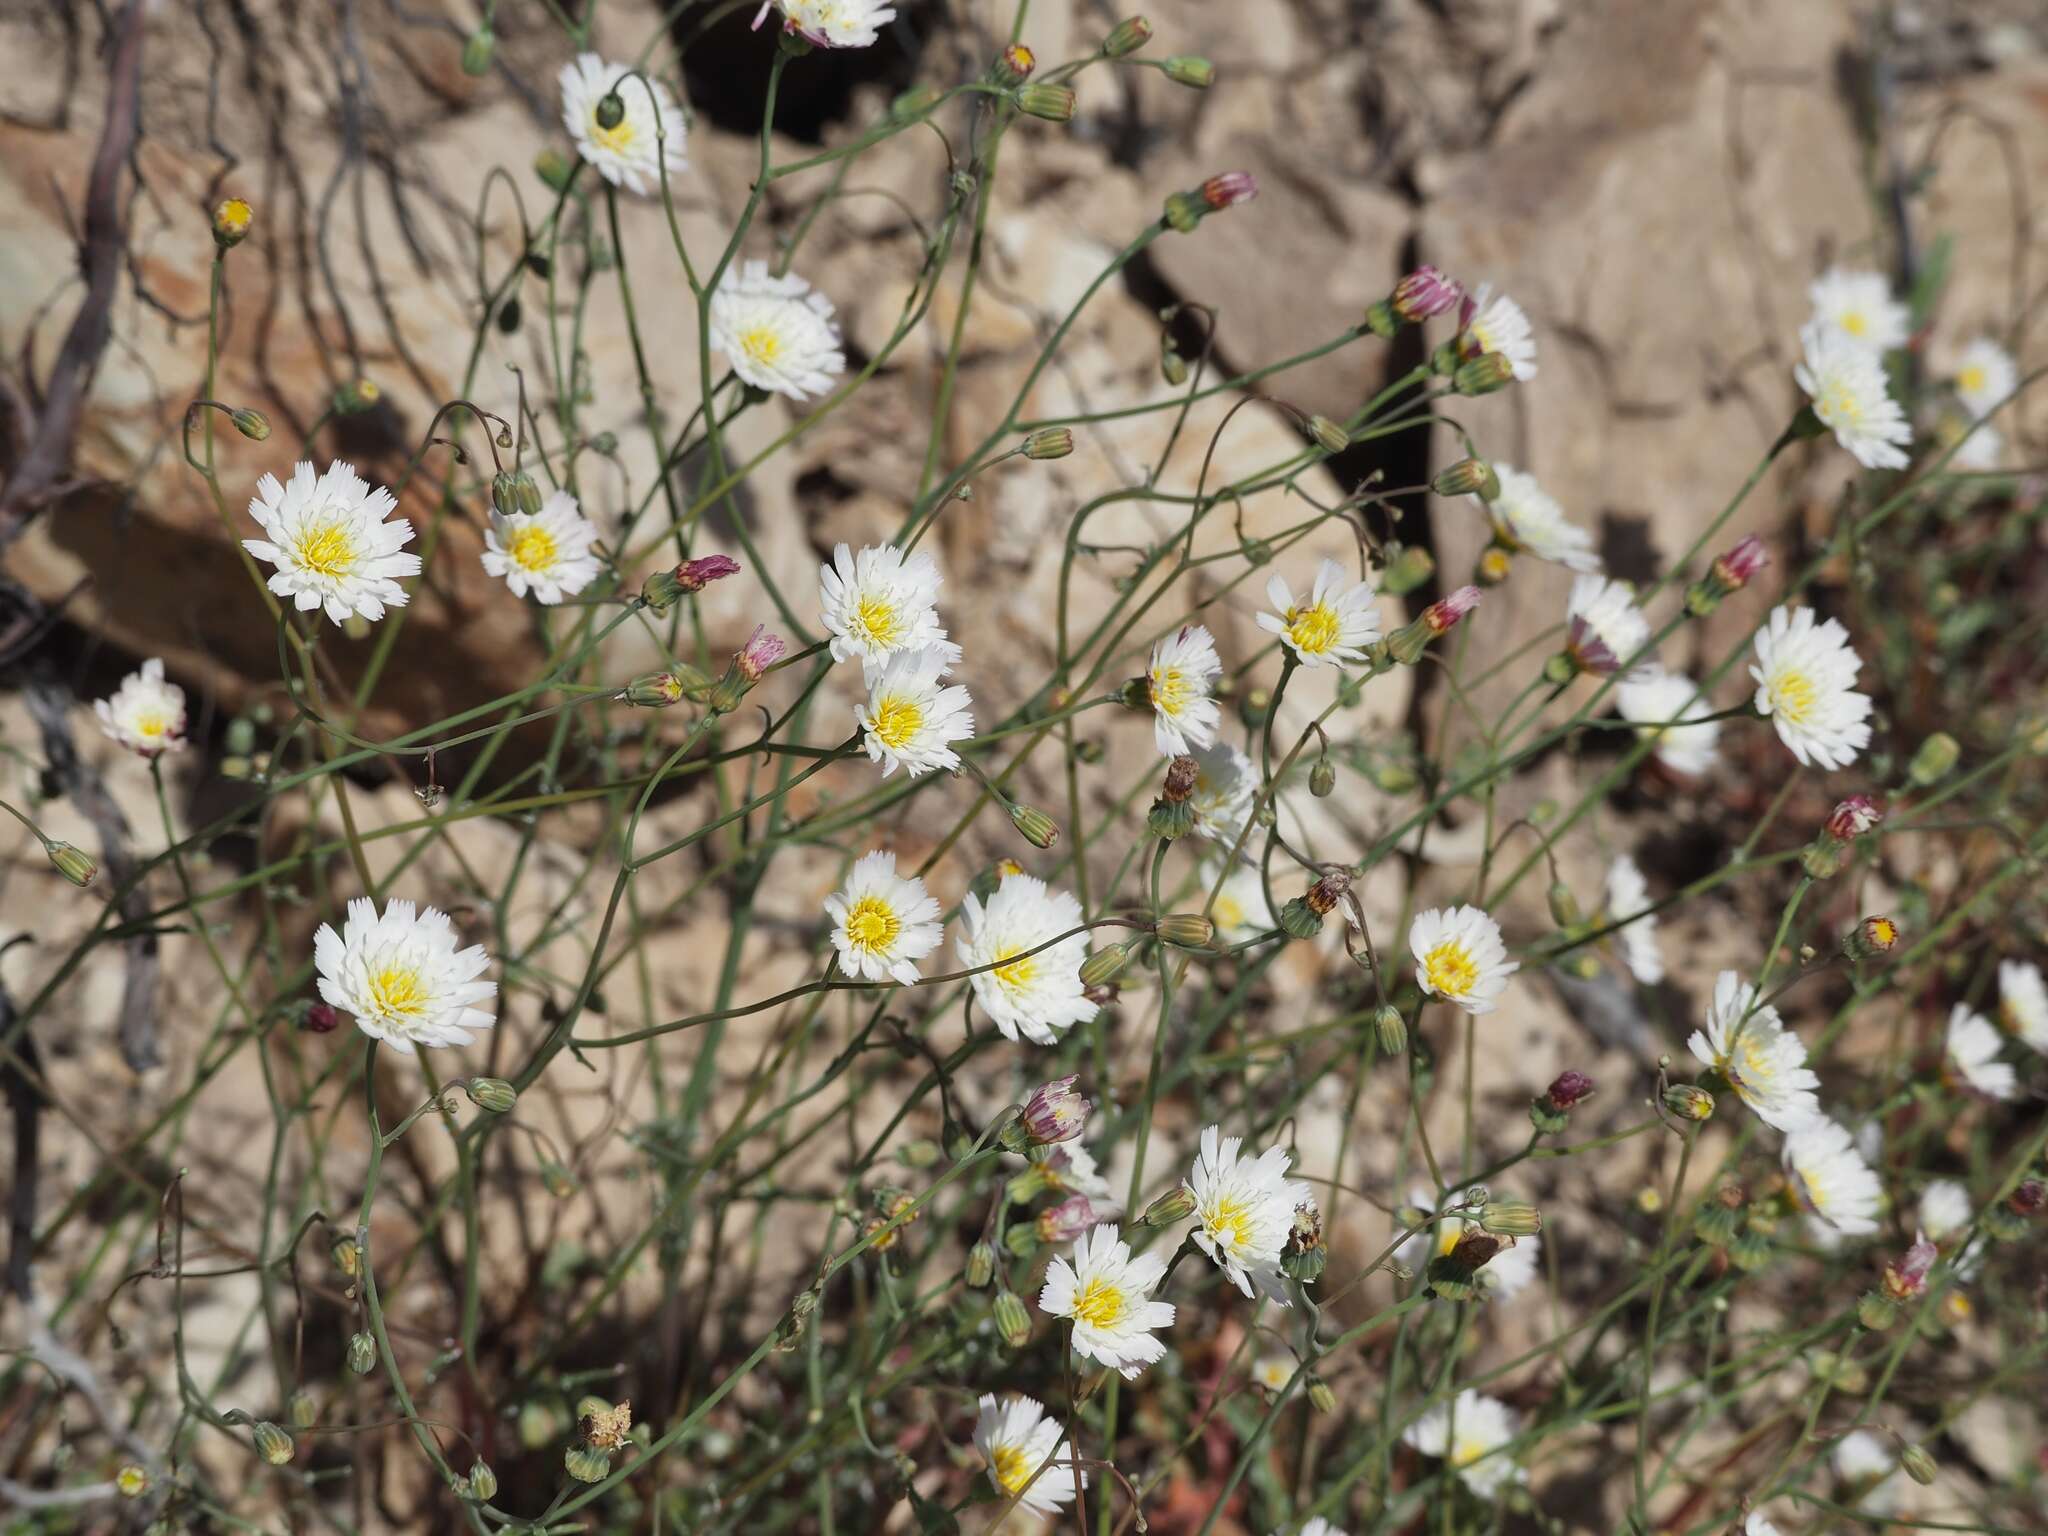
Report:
678,553,742,591
1201,171,1257,209
1036,1195,1101,1244
1826,795,1883,841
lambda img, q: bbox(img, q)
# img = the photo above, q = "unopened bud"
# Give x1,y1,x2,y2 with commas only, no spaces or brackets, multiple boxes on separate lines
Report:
1391,265,1462,322
1307,415,1350,455
1037,1195,1098,1243
1379,544,1435,596
1141,1185,1197,1227
1163,55,1214,88
212,197,253,248
993,44,1036,86
334,378,380,415
1827,795,1884,841
1009,802,1061,849
492,470,540,519
1433,457,1498,499
1016,84,1076,122
465,1078,516,1113
966,1242,996,1289
1712,534,1768,591
1909,733,1959,787
347,1331,376,1374
1546,880,1582,928
229,407,271,441
1901,1444,1936,1486
623,671,690,708
461,24,495,75
541,1162,577,1197
1842,916,1899,961
1664,1083,1715,1122
1202,171,1257,210
594,92,626,131
1019,1075,1090,1146
252,1420,295,1465
1237,686,1273,729
1157,913,1214,949
1453,353,1515,396
535,147,573,191
1310,758,1336,797
331,1236,360,1277
116,1465,148,1499
288,1390,317,1430
1856,1290,1898,1331
1079,945,1128,987
465,1461,498,1501
1102,17,1152,57
1373,1005,1408,1056
45,841,96,887
993,1290,1031,1348
1305,1375,1337,1414
1547,1071,1595,1110
1478,1200,1541,1237
1161,343,1189,384
1023,427,1074,460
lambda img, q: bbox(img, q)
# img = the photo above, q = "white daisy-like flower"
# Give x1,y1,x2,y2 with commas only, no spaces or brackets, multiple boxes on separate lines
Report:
244,460,421,624
94,658,188,759
1783,1118,1884,1236
557,54,687,197
1485,464,1599,572
1604,854,1664,985
823,851,943,986
973,1394,1081,1517
1796,323,1913,470
1687,970,1822,1133
1807,267,1910,353
957,873,1096,1045
1835,1429,1903,1517
1394,1186,1541,1300
1944,1003,2016,1101
1203,859,1274,945
1616,665,1721,777
754,0,896,48
1951,336,2018,420
1749,605,1874,770
1918,1179,1971,1241
1183,1125,1311,1303
1461,283,1538,381
818,543,959,683
1251,1355,1296,1394
1409,905,1518,1015
1745,1512,1786,1536
856,647,974,778
1564,574,1649,675
1256,558,1382,668
1402,1389,1523,1497
1146,624,1223,758
314,898,496,1051
1998,959,2048,1054
709,261,845,401
1188,742,1257,844
481,490,602,605
1038,1224,1175,1380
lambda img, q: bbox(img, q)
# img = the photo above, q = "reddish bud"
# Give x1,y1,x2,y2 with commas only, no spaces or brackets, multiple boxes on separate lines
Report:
1201,172,1257,211
1036,1195,1100,1243
1881,1234,1938,1300
1424,585,1483,635
1546,1071,1596,1111
1390,266,1461,322
736,625,786,682
678,554,741,592
1827,795,1883,842
303,1003,341,1034
1712,534,1768,590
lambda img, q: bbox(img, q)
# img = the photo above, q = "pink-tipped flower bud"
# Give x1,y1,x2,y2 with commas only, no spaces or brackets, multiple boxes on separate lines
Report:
1425,585,1482,634
1020,1076,1090,1147
1391,266,1461,322
302,1003,341,1034
736,625,785,683
1714,534,1769,590
1036,1195,1100,1244
1546,1071,1596,1111
1881,1233,1938,1300
1201,171,1258,211
678,554,742,592
1827,795,1883,842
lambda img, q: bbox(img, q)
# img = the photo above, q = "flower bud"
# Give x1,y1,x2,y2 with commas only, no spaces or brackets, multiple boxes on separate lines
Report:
252,1421,295,1465
1373,1005,1407,1056
1141,1184,1197,1227
594,92,626,131
1037,1195,1099,1243
1079,944,1128,987
1842,915,1899,961
1664,1083,1715,1122
1020,1076,1091,1146
347,1331,376,1374
1161,343,1189,385
1237,686,1273,729
331,1236,360,1277
1387,586,1482,665
1391,265,1462,322
675,553,741,592
1156,913,1214,949
1023,427,1074,460
1432,456,1498,500
1163,55,1214,88
1478,1200,1541,1237
1901,1444,1936,1486
1453,353,1516,396
465,1077,517,1113
229,407,271,441
334,378,380,414
302,1003,341,1034
541,1161,577,1197
1909,732,1959,787
1379,543,1435,596
1546,1071,1595,1110
1307,415,1350,455
465,1461,498,1501
965,1241,996,1289
623,671,689,708
491,470,539,519
116,1465,148,1499
992,43,1036,87
535,147,573,191
2011,1177,2045,1217
1102,17,1152,56
1001,799,1061,849
1856,1290,1898,1330
45,840,96,887
287,1390,318,1430
1203,171,1258,211
1305,1375,1337,1414
212,197,254,248
1713,534,1768,590
1277,895,1324,940
1016,84,1076,122
461,24,495,75
1546,880,1583,929
1310,758,1336,797
1828,795,1883,842
993,1290,1031,1348
1881,1233,1937,1300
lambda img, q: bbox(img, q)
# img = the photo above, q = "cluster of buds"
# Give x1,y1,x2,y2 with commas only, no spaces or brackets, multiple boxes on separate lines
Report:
491,469,544,519
1530,1069,1595,1135
1163,172,1257,233
1001,1076,1092,1152
1685,534,1769,617
704,625,786,713
1842,914,1900,962
1365,265,1462,339
1383,586,1482,667
641,552,741,612
1147,754,1200,839
1278,868,1350,940
1281,1197,1326,1282
1803,794,1882,878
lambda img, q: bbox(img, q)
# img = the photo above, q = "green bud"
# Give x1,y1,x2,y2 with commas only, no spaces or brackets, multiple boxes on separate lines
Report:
1016,84,1077,122
535,147,573,191
45,840,96,887
1102,17,1152,57
541,1162,577,1198
492,470,540,519
1141,1185,1197,1227
1307,415,1350,454
465,1078,516,1113
1023,427,1074,460
966,1242,995,1289
1079,944,1128,987
1004,1225,1038,1256
892,83,944,118
1310,758,1336,797
993,1290,1031,1349
464,1461,498,1501
1663,1083,1715,1122
623,670,695,707
1478,1200,1540,1237
1546,880,1582,929
1162,55,1214,88
1432,457,1498,499
342,614,372,641
1277,896,1325,940
1163,189,1205,233
1453,353,1516,396
1156,914,1214,950
1908,732,1959,787
1379,543,1435,596
461,24,495,76
1373,1005,1407,1056
1901,1444,1936,1486
347,1331,376,1375
1366,759,1420,795
1856,1291,1897,1331
594,92,626,131
1009,802,1061,849
1305,1375,1337,1414
230,407,272,441
252,1420,295,1466
287,1390,317,1430
1238,687,1273,730
334,377,380,415
518,1400,563,1449
1161,344,1189,385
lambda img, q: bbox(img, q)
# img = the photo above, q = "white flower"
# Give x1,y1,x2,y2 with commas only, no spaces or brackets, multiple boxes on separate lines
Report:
244,460,421,624
1183,1126,1310,1302
314,898,496,1051
558,54,687,197
1188,742,1257,844
1783,1118,1884,1236
1951,336,2017,420
1750,605,1873,770
1461,283,1538,381
1564,574,1649,674
1394,1186,1541,1300
709,261,845,401
1796,323,1912,470
1604,855,1664,985
94,658,188,759
974,1394,1081,1517
957,874,1095,1045
856,647,974,778
1036,1142,1115,1203
824,851,943,986
1834,1429,1903,1517
1745,1512,1786,1536
1146,624,1223,758
818,543,959,683
1998,959,2048,1054
1295,1522,1348,1536
1256,558,1382,667
1486,464,1599,572
1038,1224,1174,1380
481,490,601,605
1918,1179,1971,1241
1409,905,1517,1015
1807,267,1910,353
755,0,896,48
1403,1389,1523,1497
1944,1003,2015,1101
1616,665,1721,777
1687,970,1822,1133
1203,859,1274,945
1252,1355,1296,1394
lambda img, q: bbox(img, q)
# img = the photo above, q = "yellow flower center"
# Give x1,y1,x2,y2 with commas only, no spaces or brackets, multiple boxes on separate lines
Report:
1150,665,1189,717
991,1443,1034,1496
1451,1433,1488,1468
368,964,428,1020
1286,602,1341,655
217,199,252,235
293,520,358,579
1840,310,1869,338
1203,1196,1254,1254
1072,1277,1125,1329
842,894,901,954
1817,380,1865,431
134,712,167,740
507,522,559,574
1793,1159,1831,1215
1435,1218,1466,1258
853,594,902,646
590,112,636,155
1212,892,1245,933
738,324,783,369
1957,364,1986,396
1769,668,1818,725
1734,1032,1777,1086
868,694,924,751
1423,939,1478,997
1868,918,1897,948
992,946,1036,993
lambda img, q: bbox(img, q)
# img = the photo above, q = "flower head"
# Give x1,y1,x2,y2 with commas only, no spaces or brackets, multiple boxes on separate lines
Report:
1257,558,1382,667
958,874,1095,1045
1796,324,1912,470
1297,1522,1349,1536
1783,1117,1883,1235
1617,666,1721,777
558,55,686,196
1951,336,2017,420
754,0,897,47
1392,266,1462,321
1183,1126,1312,1302
1715,533,1770,590
1186,742,1256,844
1750,605,1874,770
1403,1389,1523,1496
1457,283,1538,381
314,898,496,1050
1020,1076,1091,1146
1882,1233,1939,1299
244,460,421,624
1145,624,1223,758
1918,1179,1971,1241
856,647,974,778
1038,1224,1175,1380
710,261,846,401
1834,1430,1902,1517
1807,267,1910,353
1944,1003,2016,1100
1687,970,1822,1132
824,851,943,985
1202,858,1275,945
818,543,960,683
1409,905,1518,1015
974,1394,1081,1516
1604,854,1663,985
1252,1355,1296,1394
1565,574,1649,674
1424,585,1483,634
1486,464,1600,572
94,658,188,759
736,625,785,682
482,490,602,605
1038,1194,1103,1244
1998,959,2048,1055
1395,1186,1541,1300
